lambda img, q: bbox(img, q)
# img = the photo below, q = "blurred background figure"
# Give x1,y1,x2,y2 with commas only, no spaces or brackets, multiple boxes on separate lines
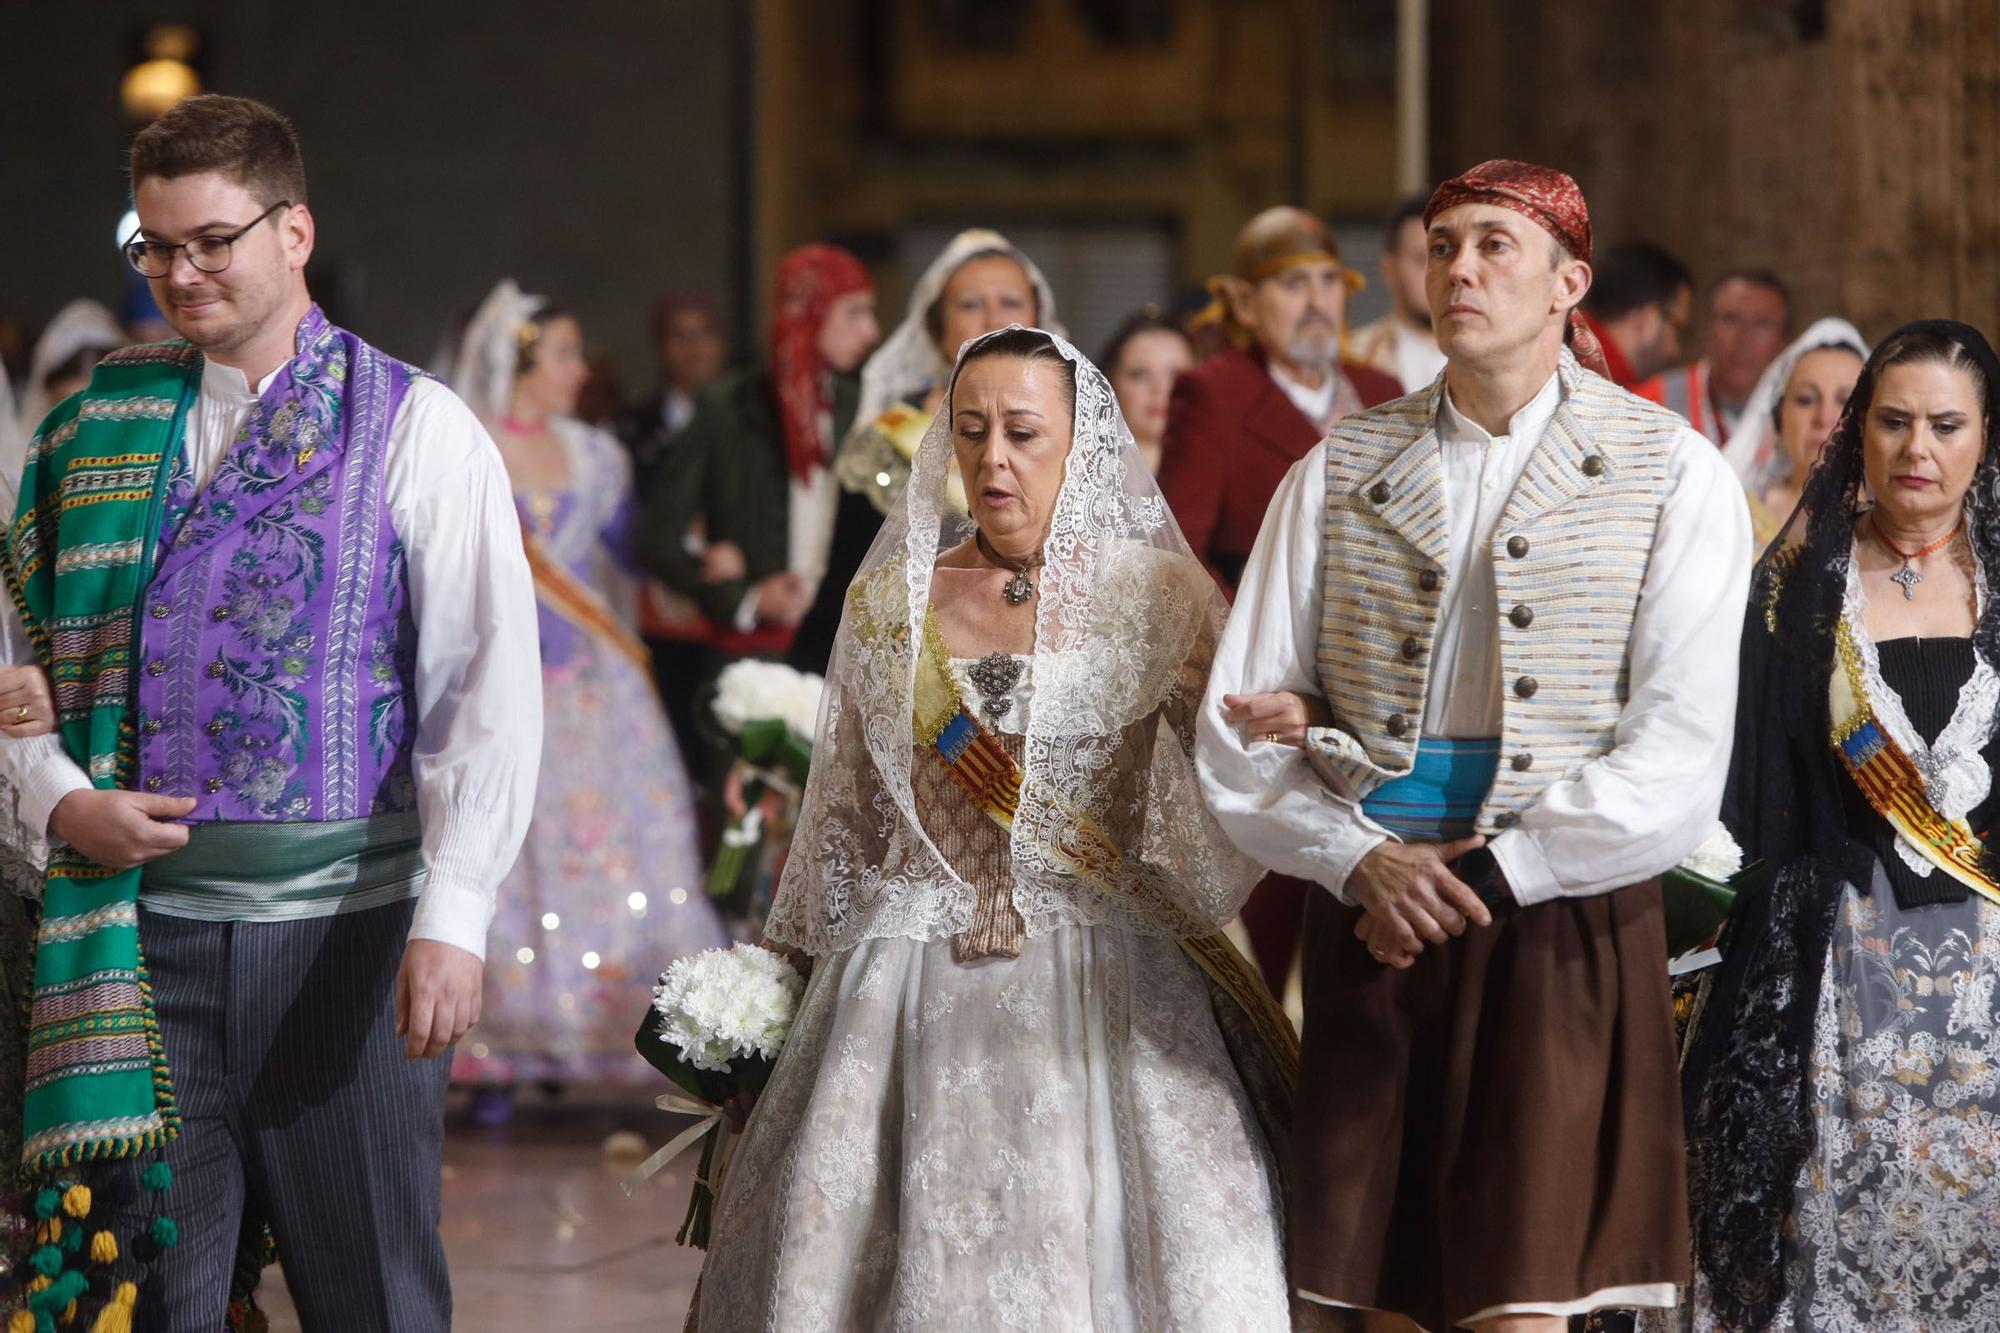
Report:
1156,205,1399,1004
17,298,128,430
1720,315,1868,546
639,243,878,685
1639,269,1793,446
1160,205,1400,597
1577,240,1694,388
452,279,725,1124
1350,193,1446,394
1099,306,1193,473
618,292,727,493
790,228,1060,674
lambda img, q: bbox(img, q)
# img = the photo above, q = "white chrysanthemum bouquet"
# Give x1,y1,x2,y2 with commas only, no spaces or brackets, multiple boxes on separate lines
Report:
1662,821,1765,967
707,660,824,898
632,943,805,1248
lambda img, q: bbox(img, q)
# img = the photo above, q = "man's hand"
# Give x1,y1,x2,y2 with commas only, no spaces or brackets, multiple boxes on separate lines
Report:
1222,690,1332,747
1347,835,1494,967
753,572,811,627
49,790,197,869
0,664,56,738
395,939,484,1060
701,540,748,584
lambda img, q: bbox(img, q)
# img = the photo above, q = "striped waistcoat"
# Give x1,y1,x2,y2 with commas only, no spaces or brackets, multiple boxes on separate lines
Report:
1309,349,1683,831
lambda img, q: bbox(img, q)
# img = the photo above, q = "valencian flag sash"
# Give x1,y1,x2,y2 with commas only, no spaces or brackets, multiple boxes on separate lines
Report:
911,607,1299,1086
1831,617,2000,906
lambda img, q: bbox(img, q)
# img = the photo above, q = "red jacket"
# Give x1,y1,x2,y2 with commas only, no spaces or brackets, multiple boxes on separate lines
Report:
1157,346,1403,593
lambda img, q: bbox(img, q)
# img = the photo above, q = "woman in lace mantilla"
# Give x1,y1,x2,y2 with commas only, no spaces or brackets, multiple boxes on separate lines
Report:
1669,321,2000,1332
692,327,1300,1331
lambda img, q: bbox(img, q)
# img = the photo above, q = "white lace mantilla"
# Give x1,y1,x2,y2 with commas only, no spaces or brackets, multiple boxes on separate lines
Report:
1841,552,2000,878
762,327,1260,958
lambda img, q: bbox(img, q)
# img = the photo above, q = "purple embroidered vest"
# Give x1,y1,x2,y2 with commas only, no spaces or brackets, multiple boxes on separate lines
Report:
133,306,422,822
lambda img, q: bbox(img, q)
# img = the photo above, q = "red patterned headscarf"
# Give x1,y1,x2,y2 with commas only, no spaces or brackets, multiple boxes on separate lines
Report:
771,244,873,481
1423,159,1611,379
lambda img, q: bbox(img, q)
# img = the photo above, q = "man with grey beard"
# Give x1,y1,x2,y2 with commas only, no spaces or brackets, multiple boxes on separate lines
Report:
1158,205,1401,999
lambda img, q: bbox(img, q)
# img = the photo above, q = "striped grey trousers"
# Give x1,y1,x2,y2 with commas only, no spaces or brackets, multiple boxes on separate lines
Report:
95,899,451,1332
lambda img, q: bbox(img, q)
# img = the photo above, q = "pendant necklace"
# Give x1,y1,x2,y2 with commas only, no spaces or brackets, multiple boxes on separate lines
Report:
1872,512,1963,600
975,530,1044,606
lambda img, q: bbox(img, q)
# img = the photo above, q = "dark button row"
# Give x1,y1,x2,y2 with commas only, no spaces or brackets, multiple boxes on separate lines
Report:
143,775,224,794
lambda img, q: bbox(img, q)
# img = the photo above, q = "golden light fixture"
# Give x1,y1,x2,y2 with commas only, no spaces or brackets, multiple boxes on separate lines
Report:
121,23,203,121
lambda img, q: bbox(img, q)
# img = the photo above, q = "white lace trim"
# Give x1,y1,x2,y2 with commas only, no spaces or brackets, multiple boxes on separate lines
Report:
1842,551,2000,877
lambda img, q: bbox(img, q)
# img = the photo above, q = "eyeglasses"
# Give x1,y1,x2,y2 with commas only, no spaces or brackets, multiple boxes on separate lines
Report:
122,200,290,278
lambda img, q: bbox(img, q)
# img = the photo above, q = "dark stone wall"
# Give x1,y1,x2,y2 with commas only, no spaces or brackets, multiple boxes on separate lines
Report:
0,3,742,381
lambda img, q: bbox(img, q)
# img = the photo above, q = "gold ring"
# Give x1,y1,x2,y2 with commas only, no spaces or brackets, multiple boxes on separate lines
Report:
1262,731,1281,744
10,705,26,724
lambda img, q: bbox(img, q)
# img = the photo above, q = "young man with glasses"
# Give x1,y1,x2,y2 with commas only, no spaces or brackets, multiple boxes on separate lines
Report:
0,94,540,1331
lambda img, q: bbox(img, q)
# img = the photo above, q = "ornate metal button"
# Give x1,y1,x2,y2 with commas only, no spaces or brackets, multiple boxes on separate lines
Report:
1581,454,1605,477
205,661,225,679
1506,535,1529,559
1509,604,1534,628
206,720,226,736
142,719,162,736
1514,676,1538,699
1511,753,1534,772
144,775,163,792
204,778,223,794
1386,713,1410,737
146,659,166,677
150,604,170,619
1419,569,1441,593
211,605,231,621
1368,481,1392,504
1400,636,1421,661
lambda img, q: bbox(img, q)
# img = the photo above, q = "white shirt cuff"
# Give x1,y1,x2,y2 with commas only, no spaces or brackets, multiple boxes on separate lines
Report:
11,738,92,841
1489,828,1561,907
410,817,501,960
1323,828,1390,906
733,589,760,634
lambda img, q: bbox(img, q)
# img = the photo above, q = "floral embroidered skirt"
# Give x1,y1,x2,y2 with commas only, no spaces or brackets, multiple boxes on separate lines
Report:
454,646,725,1086
1667,867,2000,1331
694,924,1295,1331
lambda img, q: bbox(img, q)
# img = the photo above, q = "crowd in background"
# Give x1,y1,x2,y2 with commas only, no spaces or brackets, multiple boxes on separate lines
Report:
0,194,1849,1103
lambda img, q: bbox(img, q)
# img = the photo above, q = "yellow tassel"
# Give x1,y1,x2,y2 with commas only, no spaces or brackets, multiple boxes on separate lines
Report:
89,1282,138,1333
26,1274,52,1294
62,1298,79,1326
11,1310,38,1333
62,1184,92,1218
45,1217,62,1242
35,1221,50,1246
91,1230,119,1264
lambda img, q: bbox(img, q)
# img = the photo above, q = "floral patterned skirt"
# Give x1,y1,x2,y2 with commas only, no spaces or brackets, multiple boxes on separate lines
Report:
1666,869,2000,1332
694,925,1294,1332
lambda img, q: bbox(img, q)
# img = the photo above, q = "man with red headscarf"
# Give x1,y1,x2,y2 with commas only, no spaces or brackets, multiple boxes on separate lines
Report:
638,244,878,659
1198,160,1752,1331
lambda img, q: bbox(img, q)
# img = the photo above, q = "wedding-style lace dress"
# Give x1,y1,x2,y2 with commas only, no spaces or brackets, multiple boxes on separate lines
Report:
694,656,1293,1332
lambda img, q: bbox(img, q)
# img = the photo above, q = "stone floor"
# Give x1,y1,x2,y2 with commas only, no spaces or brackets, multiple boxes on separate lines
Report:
259,1088,706,1331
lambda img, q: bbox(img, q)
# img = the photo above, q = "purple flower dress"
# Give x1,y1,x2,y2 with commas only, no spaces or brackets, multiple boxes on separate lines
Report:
454,419,725,1085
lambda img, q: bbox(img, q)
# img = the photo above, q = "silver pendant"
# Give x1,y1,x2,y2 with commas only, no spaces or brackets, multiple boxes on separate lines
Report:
1003,570,1035,605
1891,561,1923,600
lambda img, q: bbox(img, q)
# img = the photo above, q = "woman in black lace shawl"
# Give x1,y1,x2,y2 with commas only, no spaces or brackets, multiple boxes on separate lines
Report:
1675,321,2000,1330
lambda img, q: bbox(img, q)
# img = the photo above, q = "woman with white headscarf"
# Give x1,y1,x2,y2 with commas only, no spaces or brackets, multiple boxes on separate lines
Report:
449,280,725,1119
17,298,127,432
1721,317,1870,548
787,230,1062,673
695,327,1299,1331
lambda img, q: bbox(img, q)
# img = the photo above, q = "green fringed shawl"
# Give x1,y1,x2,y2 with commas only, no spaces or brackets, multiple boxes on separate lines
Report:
2,341,199,1171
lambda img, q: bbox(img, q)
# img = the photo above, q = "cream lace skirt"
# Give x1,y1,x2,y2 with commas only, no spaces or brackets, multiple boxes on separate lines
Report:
694,924,1293,1331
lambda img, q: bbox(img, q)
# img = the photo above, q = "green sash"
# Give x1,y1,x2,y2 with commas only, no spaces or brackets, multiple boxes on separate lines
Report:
3,342,199,1171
